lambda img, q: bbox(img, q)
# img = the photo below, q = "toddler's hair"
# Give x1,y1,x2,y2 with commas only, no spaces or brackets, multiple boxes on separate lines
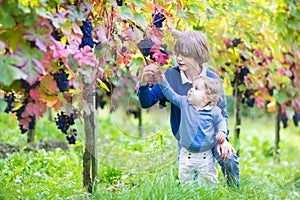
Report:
174,30,210,65
194,76,221,106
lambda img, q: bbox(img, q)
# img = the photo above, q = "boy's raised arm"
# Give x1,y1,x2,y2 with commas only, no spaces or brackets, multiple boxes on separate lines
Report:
156,70,183,108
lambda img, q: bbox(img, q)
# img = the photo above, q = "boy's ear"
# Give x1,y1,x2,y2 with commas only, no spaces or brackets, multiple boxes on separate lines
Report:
204,95,211,103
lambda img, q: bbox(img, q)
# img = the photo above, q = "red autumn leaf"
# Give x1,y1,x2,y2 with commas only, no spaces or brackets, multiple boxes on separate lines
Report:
30,89,40,101
152,51,169,65
25,102,47,119
19,117,30,130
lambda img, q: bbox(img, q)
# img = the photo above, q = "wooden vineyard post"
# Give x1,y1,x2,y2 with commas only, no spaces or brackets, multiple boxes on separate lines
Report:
275,103,281,162
233,78,242,156
82,87,98,193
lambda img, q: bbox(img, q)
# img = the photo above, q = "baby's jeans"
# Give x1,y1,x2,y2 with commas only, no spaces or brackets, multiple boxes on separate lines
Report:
179,147,218,186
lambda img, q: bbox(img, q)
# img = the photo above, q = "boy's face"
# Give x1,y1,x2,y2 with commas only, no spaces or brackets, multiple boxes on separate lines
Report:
175,54,198,72
187,78,208,106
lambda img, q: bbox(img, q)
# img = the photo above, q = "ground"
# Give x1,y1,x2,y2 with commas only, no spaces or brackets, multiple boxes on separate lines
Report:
0,140,68,158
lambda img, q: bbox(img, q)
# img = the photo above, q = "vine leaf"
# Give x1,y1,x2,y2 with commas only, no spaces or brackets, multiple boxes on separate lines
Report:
39,88,59,108
23,26,50,52
133,13,148,28
0,5,16,29
40,75,58,95
25,102,47,120
118,6,134,20
15,44,45,85
0,55,27,86
29,89,40,101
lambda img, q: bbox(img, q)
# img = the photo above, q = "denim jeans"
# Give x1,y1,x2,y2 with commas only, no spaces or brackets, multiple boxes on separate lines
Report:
212,142,240,187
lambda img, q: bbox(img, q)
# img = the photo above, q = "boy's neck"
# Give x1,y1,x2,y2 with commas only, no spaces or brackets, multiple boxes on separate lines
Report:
184,67,202,81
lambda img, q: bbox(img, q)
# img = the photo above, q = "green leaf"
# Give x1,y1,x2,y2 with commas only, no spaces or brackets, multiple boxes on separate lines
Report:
133,13,148,28
0,56,27,86
0,8,16,29
0,100,7,113
289,2,300,20
132,0,145,8
35,7,53,19
16,44,45,85
270,42,281,59
129,57,143,72
0,29,23,50
118,6,134,20
274,90,289,105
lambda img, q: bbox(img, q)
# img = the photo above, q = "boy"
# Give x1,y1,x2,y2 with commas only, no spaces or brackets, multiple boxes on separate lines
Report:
138,30,240,187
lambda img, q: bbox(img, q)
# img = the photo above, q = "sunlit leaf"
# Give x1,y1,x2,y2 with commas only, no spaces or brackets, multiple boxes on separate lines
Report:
132,0,145,8
133,13,148,28
119,6,134,20
0,56,27,86
40,75,58,95
98,79,110,92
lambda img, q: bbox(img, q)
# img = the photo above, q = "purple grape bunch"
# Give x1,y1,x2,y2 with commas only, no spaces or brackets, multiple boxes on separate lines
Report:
116,0,123,6
55,112,75,134
138,39,169,61
293,112,300,126
13,99,31,134
53,69,69,92
232,38,242,47
66,129,77,144
138,39,154,57
152,13,166,28
55,112,78,144
79,19,95,48
237,66,249,83
280,112,288,128
4,92,15,113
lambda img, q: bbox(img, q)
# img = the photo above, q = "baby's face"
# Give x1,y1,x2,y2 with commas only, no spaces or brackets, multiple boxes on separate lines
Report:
187,78,207,106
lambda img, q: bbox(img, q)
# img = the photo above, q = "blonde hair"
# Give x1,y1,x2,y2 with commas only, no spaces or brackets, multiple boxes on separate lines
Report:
194,76,221,106
174,30,210,65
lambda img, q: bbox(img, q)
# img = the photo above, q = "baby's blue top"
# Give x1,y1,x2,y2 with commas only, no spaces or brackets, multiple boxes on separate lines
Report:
138,66,228,141
159,80,227,152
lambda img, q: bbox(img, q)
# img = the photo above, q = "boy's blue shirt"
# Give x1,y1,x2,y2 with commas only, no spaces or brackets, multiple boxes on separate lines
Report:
137,66,229,140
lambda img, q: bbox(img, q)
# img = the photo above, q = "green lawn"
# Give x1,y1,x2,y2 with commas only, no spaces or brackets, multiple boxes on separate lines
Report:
0,105,299,199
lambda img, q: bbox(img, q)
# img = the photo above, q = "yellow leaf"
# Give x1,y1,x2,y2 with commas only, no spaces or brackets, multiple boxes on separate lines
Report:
13,102,23,111
98,79,110,92
267,100,276,112
61,36,67,45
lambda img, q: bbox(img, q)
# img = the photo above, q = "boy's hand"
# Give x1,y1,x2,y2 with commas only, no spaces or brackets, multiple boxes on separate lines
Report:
155,69,165,83
216,131,226,144
140,64,160,86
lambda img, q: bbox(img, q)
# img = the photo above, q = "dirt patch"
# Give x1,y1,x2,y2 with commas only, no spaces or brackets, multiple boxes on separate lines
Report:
35,140,69,151
0,143,20,158
0,140,69,158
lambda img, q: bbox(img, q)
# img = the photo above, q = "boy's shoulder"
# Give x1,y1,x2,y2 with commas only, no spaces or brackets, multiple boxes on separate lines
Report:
206,69,220,79
166,66,180,73
165,66,181,80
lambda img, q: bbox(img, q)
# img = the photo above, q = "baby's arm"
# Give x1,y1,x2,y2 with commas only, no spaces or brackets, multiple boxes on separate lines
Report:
213,107,227,144
216,132,226,144
156,70,184,107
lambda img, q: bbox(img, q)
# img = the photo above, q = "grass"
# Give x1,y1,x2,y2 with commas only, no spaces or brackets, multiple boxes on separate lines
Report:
0,104,300,199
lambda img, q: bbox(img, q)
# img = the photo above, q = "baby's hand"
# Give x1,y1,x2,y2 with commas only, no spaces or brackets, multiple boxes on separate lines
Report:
155,69,165,83
216,132,226,144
